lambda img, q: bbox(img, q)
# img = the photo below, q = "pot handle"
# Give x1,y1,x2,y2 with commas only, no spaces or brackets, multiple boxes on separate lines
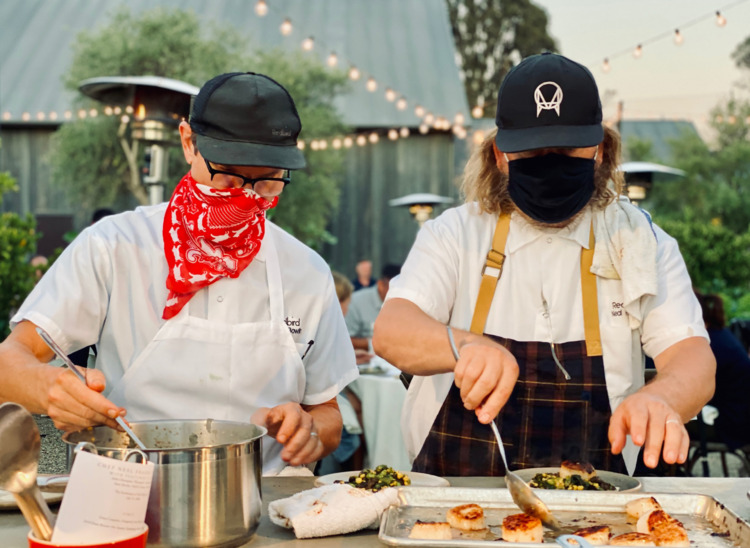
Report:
123,449,149,464
74,441,99,456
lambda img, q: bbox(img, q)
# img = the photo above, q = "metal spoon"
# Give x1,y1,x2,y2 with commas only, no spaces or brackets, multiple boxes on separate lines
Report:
490,420,562,530
35,326,148,452
0,402,56,540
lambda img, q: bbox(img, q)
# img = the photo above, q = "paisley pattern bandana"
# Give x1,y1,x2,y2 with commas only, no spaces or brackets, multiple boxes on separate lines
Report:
162,172,277,320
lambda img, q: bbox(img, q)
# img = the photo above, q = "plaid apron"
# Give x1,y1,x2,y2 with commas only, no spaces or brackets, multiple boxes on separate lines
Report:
411,335,627,476
412,214,626,476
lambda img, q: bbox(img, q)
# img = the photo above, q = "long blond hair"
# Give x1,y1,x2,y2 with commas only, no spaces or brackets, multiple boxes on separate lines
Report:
461,125,624,214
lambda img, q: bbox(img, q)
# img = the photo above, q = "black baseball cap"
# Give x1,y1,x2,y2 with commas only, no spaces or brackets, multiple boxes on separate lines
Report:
189,72,306,170
494,53,603,153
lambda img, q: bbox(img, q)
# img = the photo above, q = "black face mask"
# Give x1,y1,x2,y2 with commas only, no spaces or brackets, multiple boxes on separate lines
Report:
507,153,596,224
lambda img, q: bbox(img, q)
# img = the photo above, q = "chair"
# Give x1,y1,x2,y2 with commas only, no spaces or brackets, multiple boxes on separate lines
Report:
685,409,750,477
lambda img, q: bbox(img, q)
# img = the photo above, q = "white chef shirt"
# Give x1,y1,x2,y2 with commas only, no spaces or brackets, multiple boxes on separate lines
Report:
12,203,358,407
386,202,708,472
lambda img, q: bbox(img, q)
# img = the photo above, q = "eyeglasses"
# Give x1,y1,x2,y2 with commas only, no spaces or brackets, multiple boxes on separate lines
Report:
203,158,291,196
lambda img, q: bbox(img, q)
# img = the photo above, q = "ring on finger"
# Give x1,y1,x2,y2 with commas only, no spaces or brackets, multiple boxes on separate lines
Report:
666,418,682,426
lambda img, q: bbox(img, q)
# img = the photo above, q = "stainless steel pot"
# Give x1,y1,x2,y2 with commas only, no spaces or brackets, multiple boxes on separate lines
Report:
62,419,265,548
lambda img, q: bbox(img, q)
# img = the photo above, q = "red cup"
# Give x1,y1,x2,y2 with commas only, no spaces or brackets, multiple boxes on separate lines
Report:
27,525,148,548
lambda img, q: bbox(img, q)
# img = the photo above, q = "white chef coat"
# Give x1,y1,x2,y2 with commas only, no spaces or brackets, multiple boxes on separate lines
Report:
12,203,358,472
386,202,708,474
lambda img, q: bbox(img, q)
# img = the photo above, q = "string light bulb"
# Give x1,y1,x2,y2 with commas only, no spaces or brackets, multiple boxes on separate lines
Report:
385,88,396,102
368,132,379,143
633,44,642,58
297,140,305,150
673,29,684,45
280,18,293,36
49,111,58,120
2,111,11,120
399,127,410,138
424,113,435,125
602,58,610,73
22,112,31,121
454,113,465,125
114,106,122,115
366,77,377,92
396,97,407,110
348,66,361,80
471,105,484,118
310,140,320,151
254,0,268,16
319,140,328,150
356,135,367,146
332,138,342,149
414,105,425,117
301,37,314,51
343,136,354,148
715,11,727,27
418,123,430,134
327,52,338,67
388,129,399,140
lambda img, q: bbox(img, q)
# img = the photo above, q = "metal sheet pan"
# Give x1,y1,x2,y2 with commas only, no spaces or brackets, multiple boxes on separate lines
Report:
379,487,750,547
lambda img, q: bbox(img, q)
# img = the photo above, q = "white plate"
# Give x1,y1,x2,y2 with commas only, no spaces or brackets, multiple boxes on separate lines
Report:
0,488,64,510
513,467,642,492
315,470,449,488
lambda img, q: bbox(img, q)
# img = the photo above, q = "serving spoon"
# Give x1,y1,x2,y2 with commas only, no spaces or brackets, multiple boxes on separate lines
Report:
489,420,562,530
0,402,56,540
35,326,148,452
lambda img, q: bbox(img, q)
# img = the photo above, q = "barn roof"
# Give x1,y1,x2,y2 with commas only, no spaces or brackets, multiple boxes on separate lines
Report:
0,0,469,129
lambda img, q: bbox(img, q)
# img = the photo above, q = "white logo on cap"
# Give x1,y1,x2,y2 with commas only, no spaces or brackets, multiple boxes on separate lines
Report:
534,81,563,117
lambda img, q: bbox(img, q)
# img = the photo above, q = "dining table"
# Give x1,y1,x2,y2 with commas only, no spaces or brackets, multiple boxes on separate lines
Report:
348,356,411,471
1,475,749,547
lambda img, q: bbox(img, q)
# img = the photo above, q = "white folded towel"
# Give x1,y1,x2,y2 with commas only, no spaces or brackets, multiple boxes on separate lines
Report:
268,484,399,539
592,196,658,329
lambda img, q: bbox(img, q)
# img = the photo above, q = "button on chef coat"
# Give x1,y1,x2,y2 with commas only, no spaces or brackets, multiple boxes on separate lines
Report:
12,203,358,464
386,203,707,473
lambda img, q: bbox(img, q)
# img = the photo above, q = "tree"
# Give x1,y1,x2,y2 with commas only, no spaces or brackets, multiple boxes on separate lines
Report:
0,159,39,339
644,97,750,234
48,6,348,248
446,0,557,112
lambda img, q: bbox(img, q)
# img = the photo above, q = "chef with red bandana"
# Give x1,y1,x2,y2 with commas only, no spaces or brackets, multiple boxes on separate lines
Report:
0,72,358,475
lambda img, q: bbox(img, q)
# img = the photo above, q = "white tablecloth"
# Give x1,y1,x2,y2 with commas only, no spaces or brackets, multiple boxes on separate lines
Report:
348,358,411,471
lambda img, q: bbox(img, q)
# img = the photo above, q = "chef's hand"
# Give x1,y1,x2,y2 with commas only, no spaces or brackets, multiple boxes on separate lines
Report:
608,392,690,468
452,335,519,424
47,366,126,432
251,403,323,466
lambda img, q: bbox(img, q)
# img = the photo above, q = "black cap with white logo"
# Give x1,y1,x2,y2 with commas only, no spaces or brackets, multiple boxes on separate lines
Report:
189,72,306,170
494,53,603,153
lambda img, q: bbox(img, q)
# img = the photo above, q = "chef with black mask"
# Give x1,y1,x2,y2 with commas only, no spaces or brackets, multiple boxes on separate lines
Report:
373,52,715,477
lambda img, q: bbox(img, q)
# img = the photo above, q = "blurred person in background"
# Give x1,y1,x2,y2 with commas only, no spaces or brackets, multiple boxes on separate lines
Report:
352,259,376,291
689,291,750,450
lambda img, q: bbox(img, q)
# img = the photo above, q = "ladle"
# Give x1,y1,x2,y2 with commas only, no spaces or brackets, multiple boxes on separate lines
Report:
0,402,56,540
490,420,562,530
35,326,148,451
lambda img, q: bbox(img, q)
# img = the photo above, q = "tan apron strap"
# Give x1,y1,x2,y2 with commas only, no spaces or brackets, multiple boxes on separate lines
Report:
581,221,602,356
469,214,510,335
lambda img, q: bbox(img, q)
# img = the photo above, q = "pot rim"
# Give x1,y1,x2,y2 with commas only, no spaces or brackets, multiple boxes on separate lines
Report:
61,419,268,452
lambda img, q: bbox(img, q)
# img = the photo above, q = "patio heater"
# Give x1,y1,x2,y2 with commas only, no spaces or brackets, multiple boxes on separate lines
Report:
619,161,686,206
78,76,199,205
388,193,455,228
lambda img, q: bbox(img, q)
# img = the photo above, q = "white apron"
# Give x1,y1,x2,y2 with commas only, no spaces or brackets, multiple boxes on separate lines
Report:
107,233,305,475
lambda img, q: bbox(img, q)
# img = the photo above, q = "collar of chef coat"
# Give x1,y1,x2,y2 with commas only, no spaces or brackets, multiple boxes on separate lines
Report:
505,208,592,255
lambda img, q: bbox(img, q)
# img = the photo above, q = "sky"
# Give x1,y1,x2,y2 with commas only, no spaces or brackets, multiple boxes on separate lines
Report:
532,0,750,140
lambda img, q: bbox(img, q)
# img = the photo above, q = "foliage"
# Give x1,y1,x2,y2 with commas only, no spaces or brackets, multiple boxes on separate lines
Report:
0,169,39,339
655,219,750,293
623,136,658,162
48,6,348,248
447,0,557,111
732,35,750,71
643,98,750,235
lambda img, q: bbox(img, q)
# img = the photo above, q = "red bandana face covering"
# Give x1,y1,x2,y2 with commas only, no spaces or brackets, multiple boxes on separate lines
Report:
162,172,277,320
